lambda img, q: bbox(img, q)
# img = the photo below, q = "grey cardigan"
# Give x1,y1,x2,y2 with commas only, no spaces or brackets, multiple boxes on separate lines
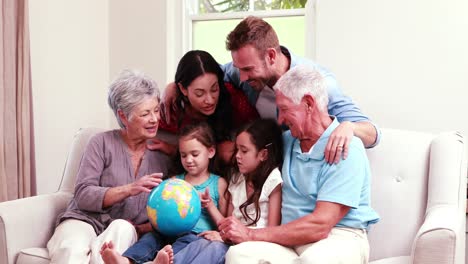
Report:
57,130,170,234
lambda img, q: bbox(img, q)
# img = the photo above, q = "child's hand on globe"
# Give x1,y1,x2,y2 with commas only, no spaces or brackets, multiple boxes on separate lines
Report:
199,188,213,208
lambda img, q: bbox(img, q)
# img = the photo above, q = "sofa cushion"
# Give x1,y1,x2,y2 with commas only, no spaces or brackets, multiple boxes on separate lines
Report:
366,129,434,260
16,247,50,264
370,256,410,264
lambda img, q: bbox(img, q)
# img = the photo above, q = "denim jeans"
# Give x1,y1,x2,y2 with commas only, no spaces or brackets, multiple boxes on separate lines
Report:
174,238,229,264
123,231,202,264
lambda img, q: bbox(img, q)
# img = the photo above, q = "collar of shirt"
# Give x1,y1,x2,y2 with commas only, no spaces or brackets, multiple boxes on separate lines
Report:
292,116,340,161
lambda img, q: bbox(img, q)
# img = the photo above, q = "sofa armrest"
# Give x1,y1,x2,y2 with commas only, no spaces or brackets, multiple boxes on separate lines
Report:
0,191,72,264
411,205,464,264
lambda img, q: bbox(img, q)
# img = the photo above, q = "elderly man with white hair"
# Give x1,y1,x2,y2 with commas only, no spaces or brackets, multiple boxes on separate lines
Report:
218,65,380,264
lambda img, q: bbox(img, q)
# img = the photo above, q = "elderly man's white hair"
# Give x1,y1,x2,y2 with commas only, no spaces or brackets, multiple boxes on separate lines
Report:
273,65,328,112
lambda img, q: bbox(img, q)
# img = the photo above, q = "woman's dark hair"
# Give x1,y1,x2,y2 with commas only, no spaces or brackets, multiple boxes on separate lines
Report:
167,122,217,177
233,118,283,226
174,50,233,142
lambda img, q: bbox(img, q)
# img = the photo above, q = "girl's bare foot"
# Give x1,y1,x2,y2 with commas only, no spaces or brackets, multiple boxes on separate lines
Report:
153,245,174,264
100,241,131,264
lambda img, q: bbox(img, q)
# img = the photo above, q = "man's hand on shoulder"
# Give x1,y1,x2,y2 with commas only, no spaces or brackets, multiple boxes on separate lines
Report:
325,121,354,164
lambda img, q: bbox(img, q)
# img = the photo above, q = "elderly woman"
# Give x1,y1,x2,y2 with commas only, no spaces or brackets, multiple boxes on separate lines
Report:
46,70,170,264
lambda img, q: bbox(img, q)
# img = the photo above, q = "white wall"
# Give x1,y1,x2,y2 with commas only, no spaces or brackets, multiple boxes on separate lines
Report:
311,0,468,138
29,0,111,194
107,0,170,127
29,0,172,194
108,0,168,94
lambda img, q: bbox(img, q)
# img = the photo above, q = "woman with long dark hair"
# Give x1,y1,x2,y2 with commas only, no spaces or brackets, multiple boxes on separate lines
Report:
152,50,259,168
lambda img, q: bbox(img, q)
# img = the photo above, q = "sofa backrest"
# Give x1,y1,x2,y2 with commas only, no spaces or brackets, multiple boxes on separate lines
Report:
366,128,466,260
59,127,106,193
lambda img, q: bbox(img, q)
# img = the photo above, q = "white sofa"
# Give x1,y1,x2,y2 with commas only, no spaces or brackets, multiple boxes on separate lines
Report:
366,129,466,263
0,127,105,264
0,127,466,264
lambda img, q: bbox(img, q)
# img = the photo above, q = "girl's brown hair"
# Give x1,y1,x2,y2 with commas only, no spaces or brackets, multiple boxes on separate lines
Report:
232,118,283,226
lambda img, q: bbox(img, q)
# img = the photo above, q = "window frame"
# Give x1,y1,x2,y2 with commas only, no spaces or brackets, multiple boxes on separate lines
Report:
163,0,314,84
183,0,308,57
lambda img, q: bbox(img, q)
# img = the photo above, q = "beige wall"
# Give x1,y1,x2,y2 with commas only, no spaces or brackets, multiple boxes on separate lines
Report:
310,0,468,138
108,0,169,127
29,0,111,194
108,0,167,96
29,0,172,194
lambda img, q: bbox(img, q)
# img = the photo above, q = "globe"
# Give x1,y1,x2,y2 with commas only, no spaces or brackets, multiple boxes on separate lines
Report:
147,178,201,236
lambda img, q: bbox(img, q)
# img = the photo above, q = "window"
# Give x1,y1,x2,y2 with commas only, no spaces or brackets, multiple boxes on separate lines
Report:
186,0,308,64
196,0,307,13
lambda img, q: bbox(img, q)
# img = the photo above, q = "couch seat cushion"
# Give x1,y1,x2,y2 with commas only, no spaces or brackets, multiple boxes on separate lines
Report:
370,256,410,264
16,247,50,264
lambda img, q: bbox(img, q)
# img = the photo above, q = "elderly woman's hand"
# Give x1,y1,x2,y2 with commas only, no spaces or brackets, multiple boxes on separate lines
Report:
128,173,163,196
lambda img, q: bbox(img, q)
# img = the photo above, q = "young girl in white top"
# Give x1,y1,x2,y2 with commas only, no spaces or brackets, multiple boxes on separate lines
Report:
200,118,283,242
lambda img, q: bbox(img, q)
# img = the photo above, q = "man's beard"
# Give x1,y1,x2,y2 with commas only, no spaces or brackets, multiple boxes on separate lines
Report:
266,75,279,88
264,64,278,88
248,79,267,91
249,63,277,91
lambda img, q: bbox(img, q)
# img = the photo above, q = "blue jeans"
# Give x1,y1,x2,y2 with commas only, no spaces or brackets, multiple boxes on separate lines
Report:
123,231,202,264
174,238,229,264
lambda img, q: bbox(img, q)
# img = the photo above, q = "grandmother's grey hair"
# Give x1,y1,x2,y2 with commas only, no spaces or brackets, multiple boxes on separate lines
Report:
108,69,160,128
273,65,328,112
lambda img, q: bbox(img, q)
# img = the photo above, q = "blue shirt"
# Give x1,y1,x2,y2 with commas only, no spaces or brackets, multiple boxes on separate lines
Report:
281,118,380,229
175,173,219,233
221,46,381,147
